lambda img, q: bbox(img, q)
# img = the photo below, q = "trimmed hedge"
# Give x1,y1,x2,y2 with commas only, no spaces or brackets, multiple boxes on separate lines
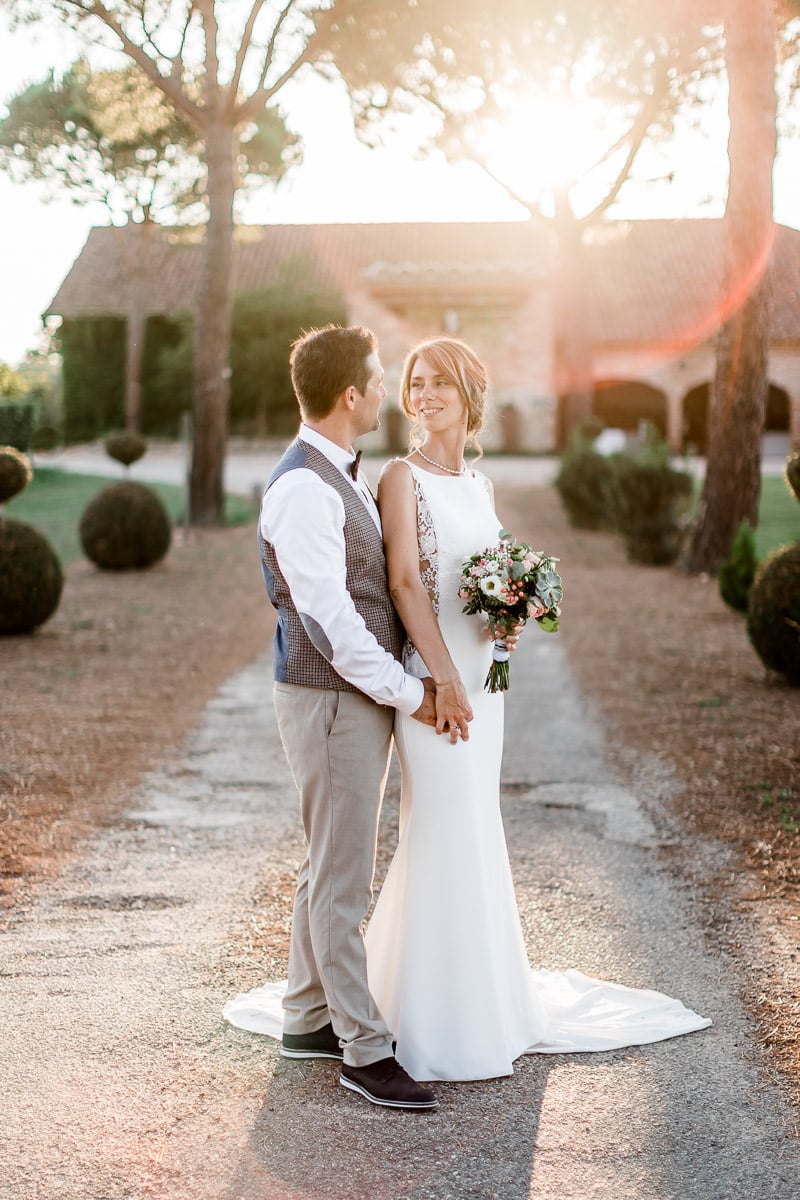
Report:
0,401,38,452
0,516,64,634
60,316,126,442
60,266,346,441
747,542,800,683
79,480,172,570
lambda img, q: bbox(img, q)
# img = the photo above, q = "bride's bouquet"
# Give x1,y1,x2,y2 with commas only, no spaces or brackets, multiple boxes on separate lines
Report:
459,529,563,693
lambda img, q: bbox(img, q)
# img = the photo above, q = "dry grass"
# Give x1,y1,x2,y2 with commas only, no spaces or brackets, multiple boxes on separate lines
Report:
0,525,272,908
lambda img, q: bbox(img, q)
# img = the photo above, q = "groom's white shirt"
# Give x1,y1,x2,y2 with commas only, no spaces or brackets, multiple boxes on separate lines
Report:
261,423,424,715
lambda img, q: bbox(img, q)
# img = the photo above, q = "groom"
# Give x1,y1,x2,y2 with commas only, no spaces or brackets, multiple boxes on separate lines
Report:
259,324,439,1111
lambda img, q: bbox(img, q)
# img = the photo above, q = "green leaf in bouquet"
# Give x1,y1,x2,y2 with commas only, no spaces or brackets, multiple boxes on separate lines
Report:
538,614,560,633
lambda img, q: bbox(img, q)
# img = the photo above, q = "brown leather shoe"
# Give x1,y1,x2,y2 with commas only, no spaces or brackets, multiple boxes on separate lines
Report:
340,1056,438,1110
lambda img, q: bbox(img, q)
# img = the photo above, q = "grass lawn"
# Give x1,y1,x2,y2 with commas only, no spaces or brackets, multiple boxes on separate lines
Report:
5,468,259,566
755,474,799,558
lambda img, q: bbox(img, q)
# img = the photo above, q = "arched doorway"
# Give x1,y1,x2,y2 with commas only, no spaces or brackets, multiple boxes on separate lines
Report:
683,383,711,453
683,381,790,455
765,383,790,431
592,380,667,437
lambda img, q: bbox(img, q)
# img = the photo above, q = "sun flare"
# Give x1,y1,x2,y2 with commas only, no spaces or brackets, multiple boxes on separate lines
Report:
482,92,618,204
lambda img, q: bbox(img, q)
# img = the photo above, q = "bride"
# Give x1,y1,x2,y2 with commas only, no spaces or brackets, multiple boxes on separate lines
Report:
225,336,710,1082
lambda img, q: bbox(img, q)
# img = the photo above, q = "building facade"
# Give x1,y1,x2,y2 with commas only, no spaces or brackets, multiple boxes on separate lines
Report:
46,218,800,451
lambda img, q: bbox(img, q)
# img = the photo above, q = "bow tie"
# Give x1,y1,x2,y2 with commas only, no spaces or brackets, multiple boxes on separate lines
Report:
349,450,362,481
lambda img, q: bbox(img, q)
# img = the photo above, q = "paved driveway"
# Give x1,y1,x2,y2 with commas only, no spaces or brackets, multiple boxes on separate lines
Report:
2,620,797,1198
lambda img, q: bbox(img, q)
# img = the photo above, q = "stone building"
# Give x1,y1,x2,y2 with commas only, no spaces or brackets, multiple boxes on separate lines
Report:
45,217,800,450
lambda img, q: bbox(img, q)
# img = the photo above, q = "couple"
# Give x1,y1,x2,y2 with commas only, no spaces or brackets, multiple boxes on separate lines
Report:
223,325,711,1111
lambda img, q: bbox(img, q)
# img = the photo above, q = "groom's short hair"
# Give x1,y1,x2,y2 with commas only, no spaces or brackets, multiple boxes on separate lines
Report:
290,325,378,421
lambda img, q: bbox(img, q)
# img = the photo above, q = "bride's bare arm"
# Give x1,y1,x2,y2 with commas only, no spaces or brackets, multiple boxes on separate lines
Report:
378,461,473,743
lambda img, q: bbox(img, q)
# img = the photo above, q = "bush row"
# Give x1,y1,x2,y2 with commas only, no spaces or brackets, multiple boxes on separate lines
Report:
554,426,693,565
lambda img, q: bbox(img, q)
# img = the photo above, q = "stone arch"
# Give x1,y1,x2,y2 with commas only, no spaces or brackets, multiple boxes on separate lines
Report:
683,382,711,453
681,381,790,454
592,379,668,437
765,382,790,431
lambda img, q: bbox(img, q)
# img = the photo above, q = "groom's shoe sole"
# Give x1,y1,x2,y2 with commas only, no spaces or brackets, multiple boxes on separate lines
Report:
339,1076,438,1110
281,1022,343,1060
281,1046,343,1060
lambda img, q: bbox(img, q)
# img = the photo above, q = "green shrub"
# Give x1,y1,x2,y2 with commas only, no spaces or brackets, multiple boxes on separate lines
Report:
718,521,758,612
229,273,347,436
0,401,37,452
104,431,147,466
613,457,693,565
141,313,193,437
746,542,800,684
0,516,64,634
29,423,62,452
79,481,172,570
785,448,800,503
0,446,33,503
554,445,619,529
59,316,126,442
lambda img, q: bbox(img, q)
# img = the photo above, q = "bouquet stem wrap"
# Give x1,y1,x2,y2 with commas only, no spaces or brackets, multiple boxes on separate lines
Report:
488,637,511,693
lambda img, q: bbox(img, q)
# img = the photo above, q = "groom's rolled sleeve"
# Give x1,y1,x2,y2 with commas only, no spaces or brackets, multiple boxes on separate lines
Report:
262,470,424,716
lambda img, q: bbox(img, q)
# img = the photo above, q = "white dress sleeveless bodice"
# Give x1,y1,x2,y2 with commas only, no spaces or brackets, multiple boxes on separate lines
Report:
222,462,711,1080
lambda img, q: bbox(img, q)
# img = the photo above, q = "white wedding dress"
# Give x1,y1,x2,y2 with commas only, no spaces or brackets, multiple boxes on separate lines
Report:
224,462,711,1080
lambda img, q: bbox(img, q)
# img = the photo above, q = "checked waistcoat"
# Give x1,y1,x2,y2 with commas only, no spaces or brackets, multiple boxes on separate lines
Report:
259,439,403,692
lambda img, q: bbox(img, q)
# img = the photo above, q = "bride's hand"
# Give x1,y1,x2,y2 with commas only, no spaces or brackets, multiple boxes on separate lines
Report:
484,619,526,651
433,677,473,744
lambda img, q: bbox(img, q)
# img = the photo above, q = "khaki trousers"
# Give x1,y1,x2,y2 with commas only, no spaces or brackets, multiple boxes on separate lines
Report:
273,682,395,1068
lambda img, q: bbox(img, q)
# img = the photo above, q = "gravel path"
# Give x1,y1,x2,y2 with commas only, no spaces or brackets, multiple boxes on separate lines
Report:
2,630,798,1199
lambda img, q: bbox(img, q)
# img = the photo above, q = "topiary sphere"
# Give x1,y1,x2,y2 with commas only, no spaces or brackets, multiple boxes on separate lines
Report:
104,431,147,467
785,448,800,503
0,446,33,503
79,481,172,570
0,517,64,634
746,542,800,684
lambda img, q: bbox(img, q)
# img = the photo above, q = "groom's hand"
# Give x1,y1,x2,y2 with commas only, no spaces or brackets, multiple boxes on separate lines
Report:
410,676,437,727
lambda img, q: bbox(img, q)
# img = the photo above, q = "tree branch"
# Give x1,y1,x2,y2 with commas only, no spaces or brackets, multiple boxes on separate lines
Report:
172,1,195,78
234,0,304,121
61,0,203,128
195,0,220,113
578,57,670,227
228,0,271,102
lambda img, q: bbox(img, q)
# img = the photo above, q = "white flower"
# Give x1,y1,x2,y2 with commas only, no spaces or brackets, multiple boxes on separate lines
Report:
480,574,503,596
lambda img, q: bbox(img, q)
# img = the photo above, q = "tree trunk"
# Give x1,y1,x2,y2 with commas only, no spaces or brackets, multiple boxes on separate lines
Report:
124,220,153,433
190,118,235,525
554,192,594,447
688,0,776,573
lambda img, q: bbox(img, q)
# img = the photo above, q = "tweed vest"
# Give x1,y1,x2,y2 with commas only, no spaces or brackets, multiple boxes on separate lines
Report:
259,439,403,691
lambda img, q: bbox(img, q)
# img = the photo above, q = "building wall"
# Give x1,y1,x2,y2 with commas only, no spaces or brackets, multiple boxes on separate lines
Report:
349,282,557,452
350,283,799,455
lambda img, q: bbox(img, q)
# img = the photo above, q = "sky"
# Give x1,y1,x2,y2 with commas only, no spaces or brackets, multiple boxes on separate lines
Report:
1,11,799,366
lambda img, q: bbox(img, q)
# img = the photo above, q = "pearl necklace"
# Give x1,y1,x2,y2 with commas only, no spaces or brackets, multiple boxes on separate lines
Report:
415,447,466,476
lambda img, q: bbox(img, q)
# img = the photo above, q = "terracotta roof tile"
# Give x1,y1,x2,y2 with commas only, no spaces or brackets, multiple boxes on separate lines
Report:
45,218,800,345
584,218,800,344
45,220,546,318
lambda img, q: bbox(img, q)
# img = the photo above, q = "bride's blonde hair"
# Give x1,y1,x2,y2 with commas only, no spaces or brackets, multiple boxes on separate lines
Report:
399,337,488,455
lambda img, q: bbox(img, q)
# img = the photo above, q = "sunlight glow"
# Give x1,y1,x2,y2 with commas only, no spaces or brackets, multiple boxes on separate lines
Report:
481,92,623,209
